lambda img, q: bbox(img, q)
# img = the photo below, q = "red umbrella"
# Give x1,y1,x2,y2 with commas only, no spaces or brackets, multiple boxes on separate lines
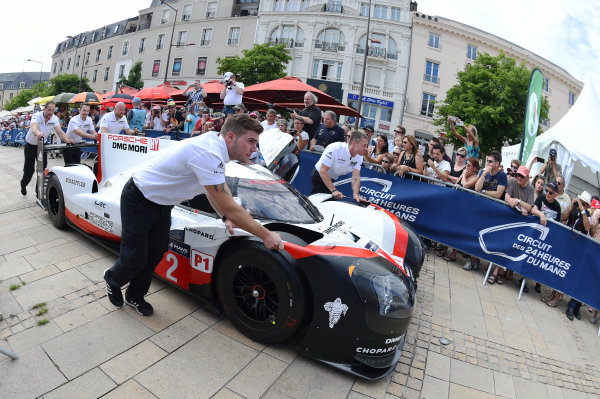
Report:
137,83,184,101
102,93,134,109
103,85,139,98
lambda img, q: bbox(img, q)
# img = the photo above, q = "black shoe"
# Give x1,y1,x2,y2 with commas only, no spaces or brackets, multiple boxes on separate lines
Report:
574,311,582,320
472,259,480,271
566,309,574,321
125,293,153,316
104,269,124,307
20,183,27,196
523,284,529,293
534,283,541,293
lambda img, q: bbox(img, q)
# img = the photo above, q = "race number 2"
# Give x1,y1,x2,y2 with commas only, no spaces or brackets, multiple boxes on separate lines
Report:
191,250,214,273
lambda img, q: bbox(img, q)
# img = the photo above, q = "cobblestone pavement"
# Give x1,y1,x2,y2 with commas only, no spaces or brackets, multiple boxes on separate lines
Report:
1,144,599,399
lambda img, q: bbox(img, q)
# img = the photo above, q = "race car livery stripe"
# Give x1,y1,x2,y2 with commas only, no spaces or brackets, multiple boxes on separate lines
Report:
369,204,409,259
96,133,103,184
65,207,120,241
284,242,379,260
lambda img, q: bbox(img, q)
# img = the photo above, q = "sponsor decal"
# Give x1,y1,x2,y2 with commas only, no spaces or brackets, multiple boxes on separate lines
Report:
149,137,160,151
186,227,215,240
323,220,345,235
191,249,214,273
356,345,397,354
323,298,348,328
88,211,114,233
112,142,148,153
365,240,379,253
169,239,190,258
66,177,86,187
93,200,106,209
479,222,568,278
385,335,403,344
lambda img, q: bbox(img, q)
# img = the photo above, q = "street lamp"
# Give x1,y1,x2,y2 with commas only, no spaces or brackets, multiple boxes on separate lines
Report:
161,0,179,84
26,59,44,96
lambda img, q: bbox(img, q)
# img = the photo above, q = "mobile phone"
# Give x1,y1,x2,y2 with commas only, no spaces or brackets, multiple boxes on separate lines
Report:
536,157,545,163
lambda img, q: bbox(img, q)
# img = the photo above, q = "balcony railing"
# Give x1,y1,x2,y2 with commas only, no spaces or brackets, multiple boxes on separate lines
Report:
315,41,345,52
424,74,440,84
231,8,258,16
268,38,295,48
228,38,240,45
206,11,216,18
200,39,211,46
357,46,387,58
322,4,343,13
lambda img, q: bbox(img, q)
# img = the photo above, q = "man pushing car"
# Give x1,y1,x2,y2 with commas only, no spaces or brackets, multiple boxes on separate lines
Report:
104,113,283,316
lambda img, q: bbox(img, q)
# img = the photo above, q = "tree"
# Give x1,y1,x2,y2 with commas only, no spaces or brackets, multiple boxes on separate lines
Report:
433,51,549,156
119,61,144,89
4,82,52,111
216,43,292,86
47,73,92,95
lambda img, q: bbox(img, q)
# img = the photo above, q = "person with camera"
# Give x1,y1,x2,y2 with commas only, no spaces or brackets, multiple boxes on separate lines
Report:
183,80,207,116
290,117,309,150
220,72,244,116
162,100,184,135
291,92,321,141
538,148,562,185
448,116,479,159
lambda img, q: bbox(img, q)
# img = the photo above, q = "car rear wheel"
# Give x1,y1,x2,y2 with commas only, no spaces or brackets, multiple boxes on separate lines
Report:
217,241,305,344
47,174,66,229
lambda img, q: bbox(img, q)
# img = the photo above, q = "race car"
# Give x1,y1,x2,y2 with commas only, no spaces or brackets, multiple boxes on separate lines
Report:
37,130,425,380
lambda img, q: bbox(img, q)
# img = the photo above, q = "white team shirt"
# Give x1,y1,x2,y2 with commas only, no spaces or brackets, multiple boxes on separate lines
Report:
223,82,245,106
315,141,362,180
66,114,95,143
99,111,130,134
25,111,60,145
133,131,229,205
427,159,451,182
293,130,309,144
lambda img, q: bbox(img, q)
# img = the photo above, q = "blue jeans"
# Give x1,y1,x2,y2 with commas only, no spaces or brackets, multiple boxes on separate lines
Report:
223,105,236,115
567,298,582,314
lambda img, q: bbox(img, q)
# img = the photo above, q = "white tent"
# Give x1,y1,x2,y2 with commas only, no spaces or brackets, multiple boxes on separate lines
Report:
503,81,600,188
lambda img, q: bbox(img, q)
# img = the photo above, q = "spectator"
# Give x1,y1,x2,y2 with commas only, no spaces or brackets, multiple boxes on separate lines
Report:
389,125,406,151
192,108,211,136
291,91,321,140
203,121,216,133
554,175,572,223
183,109,199,135
249,111,259,120
183,80,206,115
532,174,545,199
212,112,224,132
390,146,402,173
261,109,278,131
363,125,375,146
426,144,451,184
96,107,108,130
162,100,184,133
143,103,152,129
310,130,368,202
91,107,101,127
364,134,389,166
291,117,309,150
381,153,394,174
233,103,246,115
127,97,146,133
448,116,479,159
506,159,521,179
531,181,562,227
309,110,345,151
539,148,562,185
448,147,468,184
342,124,351,140
395,135,424,178
423,136,451,165
220,72,244,116
564,191,592,321
277,118,288,133
151,107,163,131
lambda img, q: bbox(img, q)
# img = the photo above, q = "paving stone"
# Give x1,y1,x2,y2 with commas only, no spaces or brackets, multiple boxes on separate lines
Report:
76,256,117,283
262,343,298,364
6,320,62,353
0,257,34,280
100,340,167,384
212,387,245,399
53,301,109,332
449,383,494,399
43,367,116,399
212,318,266,352
55,253,96,271
19,264,61,283
227,353,289,399
420,375,449,399
149,315,208,352
425,351,450,381
100,380,158,399
450,358,494,394
494,370,516,399
450,306,487,340
43,310,153,379
136,328,257,399
0,235,37,257
24,240,93,269
351,375,390,399
513,376,549,399
0,345,67,399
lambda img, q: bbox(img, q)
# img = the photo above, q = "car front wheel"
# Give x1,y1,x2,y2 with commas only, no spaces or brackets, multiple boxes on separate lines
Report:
46,174,66,229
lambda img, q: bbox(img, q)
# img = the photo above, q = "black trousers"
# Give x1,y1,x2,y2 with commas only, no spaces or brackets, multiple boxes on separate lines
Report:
310,169,331,194
21,143,47,188
105,179,173,299
63,147,81,165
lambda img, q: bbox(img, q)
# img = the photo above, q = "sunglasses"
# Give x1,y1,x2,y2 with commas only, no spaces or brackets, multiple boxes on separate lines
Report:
393,152,400,156
486,159,495,163
516,174,525,179
511,165,518,169
547,190,556,195
394,130,404,134
382,160,391,164
456,153,465,158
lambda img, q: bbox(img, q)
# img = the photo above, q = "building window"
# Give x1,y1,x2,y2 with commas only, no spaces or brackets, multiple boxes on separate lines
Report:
206,2,217,18
387,38,398,59
177,31,187,46
139,37,147,53
182,4,192,21
161,9,170,24
543,77,550,92
286,0,300,11
362,103,377,119
60,60,64,72
428,33,440,48
312,59,343,81
274,0,284,11
118,64,126,79
196,57,207,75
85,52,90,65
122,41,129,56
104,67,110,81
201,28,212,46
19,82,25,89
9,93,14,100
107,45,113,59
227,27,241,45
152,60,160,77
467,45,477,61
327,0,342,13
92,69,98,83
53,63,57,74
315,28,346,52
96,49,101,62
373,4,387,19
391,6,401,21
380,107,392,122
157,34,165,50
301,0,310,11
421,93,436,117
568,91,575,106
172,58,182,76
424,61,439,84
66,58,71,70
113,25,119,34
83,71,87,79
360,2,369,16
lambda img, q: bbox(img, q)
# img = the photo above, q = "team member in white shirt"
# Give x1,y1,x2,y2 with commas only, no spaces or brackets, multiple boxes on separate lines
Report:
220,72,245,116
103,113,283,316
64,103,98,165
99,102,138,135
310,130,368,202
20,101,73,196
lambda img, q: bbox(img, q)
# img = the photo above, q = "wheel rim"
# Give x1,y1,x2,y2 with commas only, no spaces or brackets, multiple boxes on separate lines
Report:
48,186,61,218
231,264,279,324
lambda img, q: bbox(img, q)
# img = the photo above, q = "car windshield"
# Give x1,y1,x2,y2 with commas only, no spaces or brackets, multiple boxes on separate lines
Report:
226,169,322,224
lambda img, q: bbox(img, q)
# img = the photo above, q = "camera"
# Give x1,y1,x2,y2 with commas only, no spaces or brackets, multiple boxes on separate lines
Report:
574,200,580,208
550,153,556,161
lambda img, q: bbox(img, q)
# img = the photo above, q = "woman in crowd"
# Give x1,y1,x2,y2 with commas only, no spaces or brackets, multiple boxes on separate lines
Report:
448,147,468,184
277,119,288,133
448,116,479,159
532,174,545,199
364,134,389,166
395,135,424,177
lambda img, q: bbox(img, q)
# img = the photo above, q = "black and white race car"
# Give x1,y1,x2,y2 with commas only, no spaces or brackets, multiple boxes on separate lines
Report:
37,130,425,380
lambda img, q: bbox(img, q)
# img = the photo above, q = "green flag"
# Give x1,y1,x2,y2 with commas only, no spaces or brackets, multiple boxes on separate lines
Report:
519,68,544,162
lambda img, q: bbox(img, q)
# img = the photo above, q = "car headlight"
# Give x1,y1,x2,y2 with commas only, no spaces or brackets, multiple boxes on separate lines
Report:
371,274,412,318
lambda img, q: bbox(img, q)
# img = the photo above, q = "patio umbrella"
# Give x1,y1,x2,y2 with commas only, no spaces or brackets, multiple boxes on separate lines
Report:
244,76,348,107
69,92,104,105
202,80,225,105
51,93,76,104
35,96,55,105
137,84,184,102
27,97,42,106
102,93,134,108
103,85,140,98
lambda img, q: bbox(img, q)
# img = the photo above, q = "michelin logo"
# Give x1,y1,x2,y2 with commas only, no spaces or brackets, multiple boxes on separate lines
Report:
324,298,348,328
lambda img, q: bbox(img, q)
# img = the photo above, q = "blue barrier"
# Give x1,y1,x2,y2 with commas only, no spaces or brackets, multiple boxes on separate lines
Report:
143,129,190,141
293,150,600,310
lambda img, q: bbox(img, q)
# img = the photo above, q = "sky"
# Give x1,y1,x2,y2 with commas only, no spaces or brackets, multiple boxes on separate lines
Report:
1,0,598,88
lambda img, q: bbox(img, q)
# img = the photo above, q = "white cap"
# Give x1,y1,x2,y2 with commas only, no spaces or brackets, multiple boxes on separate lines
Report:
224,72,234,80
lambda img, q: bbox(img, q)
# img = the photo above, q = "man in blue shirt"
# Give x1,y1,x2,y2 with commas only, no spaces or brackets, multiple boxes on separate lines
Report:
127,97,146,133
309,110,345,151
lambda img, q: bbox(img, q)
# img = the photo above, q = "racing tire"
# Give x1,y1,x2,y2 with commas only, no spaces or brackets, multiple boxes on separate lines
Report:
217,241,305,344
46,174,66,229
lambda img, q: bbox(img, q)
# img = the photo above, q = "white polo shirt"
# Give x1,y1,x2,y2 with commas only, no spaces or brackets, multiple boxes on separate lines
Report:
133,131,229,205
261,120,277,131
223,82,245,106
25,111,60,145
99,111,130,134
315,141,362,180
66,115,95,143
